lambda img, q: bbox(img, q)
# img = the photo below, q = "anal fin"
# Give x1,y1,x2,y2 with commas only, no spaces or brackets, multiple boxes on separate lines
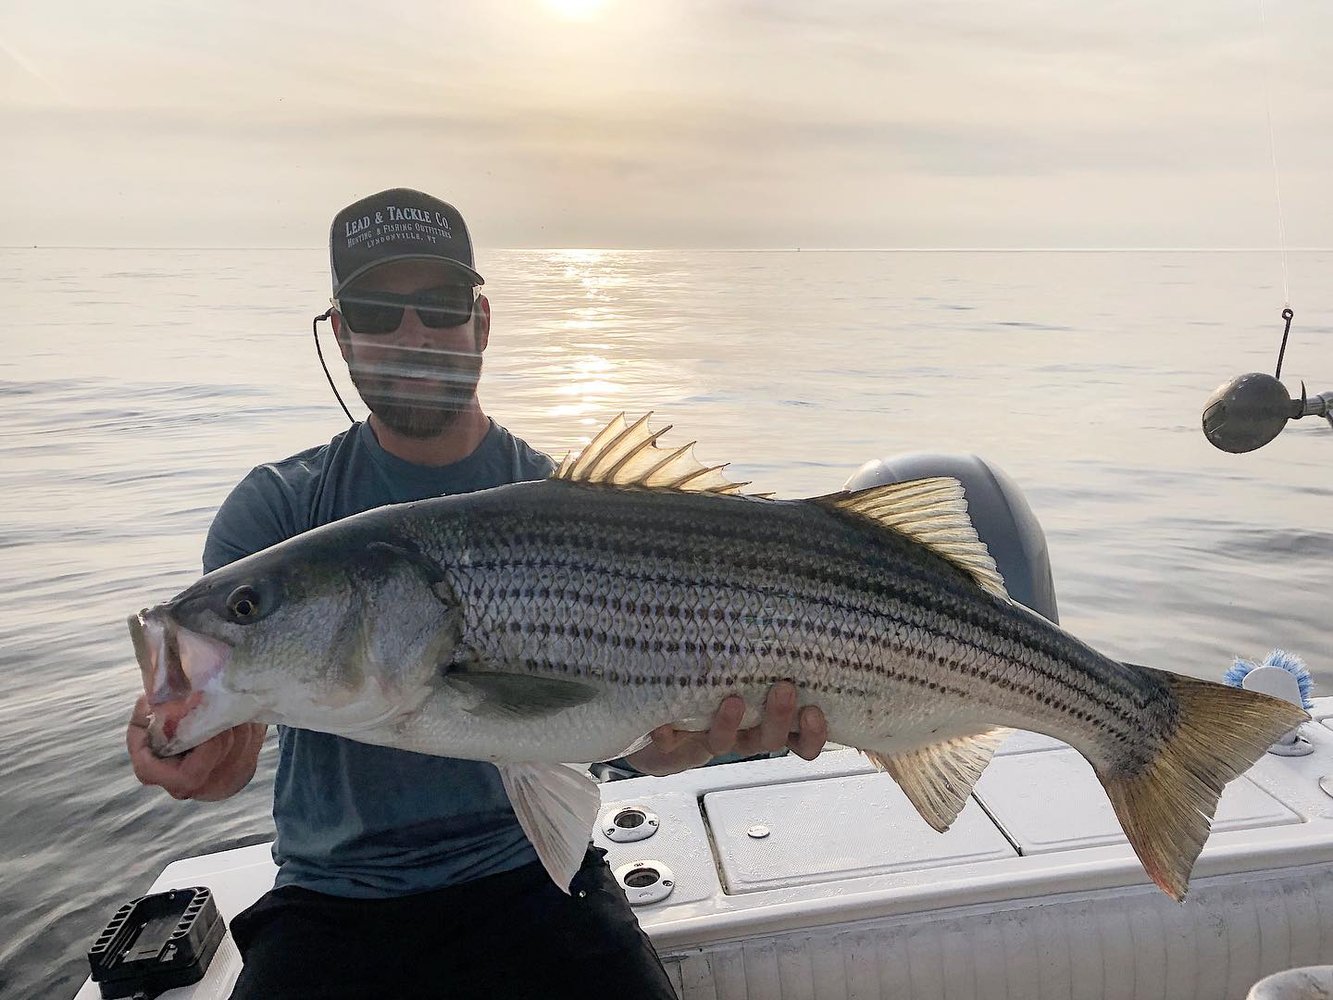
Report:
863,727,1011,831
498,762,602,893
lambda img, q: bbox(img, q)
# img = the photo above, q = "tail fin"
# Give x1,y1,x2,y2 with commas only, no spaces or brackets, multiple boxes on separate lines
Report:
1099,666,1309,901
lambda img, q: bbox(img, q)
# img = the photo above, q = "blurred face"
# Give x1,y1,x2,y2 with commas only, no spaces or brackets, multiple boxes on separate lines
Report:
334,259,490,439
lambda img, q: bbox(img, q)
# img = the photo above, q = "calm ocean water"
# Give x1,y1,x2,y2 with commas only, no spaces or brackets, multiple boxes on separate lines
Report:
3,247,1330,996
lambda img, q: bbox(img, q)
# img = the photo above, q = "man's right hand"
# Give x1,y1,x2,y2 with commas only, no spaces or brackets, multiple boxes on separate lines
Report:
127,694,267,801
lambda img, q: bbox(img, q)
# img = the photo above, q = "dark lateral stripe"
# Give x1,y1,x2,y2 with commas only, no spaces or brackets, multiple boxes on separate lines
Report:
465,509,1116,691
476,558,1148,732
464,562,1144,743
456,537,1156,728
441,489,1161,735
489,609,1133,742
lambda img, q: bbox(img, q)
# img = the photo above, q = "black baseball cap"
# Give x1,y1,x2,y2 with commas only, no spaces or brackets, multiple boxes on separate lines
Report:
329,188,484,294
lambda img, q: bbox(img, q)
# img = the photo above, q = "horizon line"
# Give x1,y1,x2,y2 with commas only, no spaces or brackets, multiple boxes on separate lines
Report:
3,245,1331,253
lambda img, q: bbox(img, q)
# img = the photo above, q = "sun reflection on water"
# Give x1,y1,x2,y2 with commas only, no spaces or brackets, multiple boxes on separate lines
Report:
492,250,696,446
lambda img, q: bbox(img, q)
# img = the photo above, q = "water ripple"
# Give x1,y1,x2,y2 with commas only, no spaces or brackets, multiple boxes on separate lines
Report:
4,247,1332,997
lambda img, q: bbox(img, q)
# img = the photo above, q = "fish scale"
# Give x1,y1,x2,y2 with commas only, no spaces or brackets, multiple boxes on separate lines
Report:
451,487,1133,721
130,412,1310,899
415,481,1164,769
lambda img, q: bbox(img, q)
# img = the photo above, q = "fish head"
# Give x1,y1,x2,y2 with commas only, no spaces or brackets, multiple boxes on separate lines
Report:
130,529,460,757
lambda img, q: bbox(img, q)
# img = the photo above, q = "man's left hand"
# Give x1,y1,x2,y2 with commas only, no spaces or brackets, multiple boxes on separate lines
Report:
625,681,828,777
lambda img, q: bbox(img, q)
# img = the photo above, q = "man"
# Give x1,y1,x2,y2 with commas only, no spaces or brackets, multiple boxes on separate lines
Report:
125,188,828,998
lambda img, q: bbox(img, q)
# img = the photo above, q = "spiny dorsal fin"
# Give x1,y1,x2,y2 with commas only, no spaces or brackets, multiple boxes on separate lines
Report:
814,478,1008,600
863,727,1012,831
554,412,750,494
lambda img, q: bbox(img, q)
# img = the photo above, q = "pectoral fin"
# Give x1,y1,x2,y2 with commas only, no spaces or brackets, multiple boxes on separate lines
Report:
442,671,599,720
863,727,1011,831
499,762,602,893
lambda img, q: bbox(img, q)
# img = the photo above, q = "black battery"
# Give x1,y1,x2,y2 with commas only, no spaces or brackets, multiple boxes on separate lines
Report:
87,886,226,999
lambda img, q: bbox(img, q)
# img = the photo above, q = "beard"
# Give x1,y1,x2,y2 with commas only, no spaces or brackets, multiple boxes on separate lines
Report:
347,338,484,439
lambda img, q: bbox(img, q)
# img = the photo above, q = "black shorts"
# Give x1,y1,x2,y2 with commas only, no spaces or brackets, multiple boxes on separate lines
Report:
228,846,677,999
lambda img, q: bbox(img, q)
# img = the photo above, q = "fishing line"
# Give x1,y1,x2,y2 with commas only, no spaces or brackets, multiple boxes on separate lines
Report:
312,309,356,424
1258,0,1290,308
1258,0,1295,379
1200,5,1326,450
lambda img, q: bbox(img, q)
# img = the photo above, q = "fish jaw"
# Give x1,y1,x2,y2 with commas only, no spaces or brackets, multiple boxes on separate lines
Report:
128,609,255,757
129,611,184,704
129,609,233,703
147,676,264,757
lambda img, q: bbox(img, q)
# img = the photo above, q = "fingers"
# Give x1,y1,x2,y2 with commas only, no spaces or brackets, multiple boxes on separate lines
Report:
706,696,746,756
127,697,245,800
630,723,714,777
622,684,832,778
126,695,158,764
634,695,750,776
191,723,267,801
648,723,686,755
135,729,235,799
734,682,799,755
128,695,152,730
177,731,234,795
787,705,828,761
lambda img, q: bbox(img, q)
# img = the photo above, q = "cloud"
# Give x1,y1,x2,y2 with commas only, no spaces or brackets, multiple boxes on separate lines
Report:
2,0,1331,247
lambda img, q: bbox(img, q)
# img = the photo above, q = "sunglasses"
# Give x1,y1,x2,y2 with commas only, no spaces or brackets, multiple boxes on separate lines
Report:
332,284,479,335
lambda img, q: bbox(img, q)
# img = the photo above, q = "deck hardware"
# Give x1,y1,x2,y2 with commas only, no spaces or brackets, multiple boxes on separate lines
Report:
614,860,675,905
601,805,660,843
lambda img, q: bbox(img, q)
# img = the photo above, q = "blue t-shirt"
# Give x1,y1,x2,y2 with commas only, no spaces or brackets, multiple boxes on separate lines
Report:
203,419,556,897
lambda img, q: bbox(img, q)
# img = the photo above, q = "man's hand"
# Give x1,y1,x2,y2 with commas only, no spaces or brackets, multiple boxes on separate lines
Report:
625,681,828,777
126,695,267,801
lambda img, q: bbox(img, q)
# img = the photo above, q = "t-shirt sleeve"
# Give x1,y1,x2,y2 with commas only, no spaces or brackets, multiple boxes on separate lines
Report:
518,442,557,481
202,467,301,574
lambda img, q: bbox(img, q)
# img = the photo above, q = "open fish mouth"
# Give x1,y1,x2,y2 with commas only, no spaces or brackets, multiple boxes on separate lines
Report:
127,609,233,756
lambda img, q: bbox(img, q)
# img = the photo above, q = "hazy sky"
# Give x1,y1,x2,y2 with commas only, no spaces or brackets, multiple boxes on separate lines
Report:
3,0,1330,248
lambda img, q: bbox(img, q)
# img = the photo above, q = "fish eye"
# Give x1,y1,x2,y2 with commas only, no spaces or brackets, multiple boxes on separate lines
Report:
226,585,263,623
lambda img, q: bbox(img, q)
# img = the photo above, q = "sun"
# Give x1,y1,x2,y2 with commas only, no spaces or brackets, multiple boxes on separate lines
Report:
542,0,608,20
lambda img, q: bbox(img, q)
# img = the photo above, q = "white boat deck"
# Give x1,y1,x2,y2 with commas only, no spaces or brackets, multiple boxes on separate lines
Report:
76,698,1333,999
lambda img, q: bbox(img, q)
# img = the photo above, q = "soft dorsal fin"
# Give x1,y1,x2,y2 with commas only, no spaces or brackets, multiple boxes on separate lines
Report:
554,412,750,494
814,478,1009,600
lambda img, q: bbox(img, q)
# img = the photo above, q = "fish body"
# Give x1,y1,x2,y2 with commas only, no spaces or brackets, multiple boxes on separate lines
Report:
131,414,1308,899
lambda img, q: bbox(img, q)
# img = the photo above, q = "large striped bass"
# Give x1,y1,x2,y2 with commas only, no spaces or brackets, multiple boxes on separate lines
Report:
130,414,1307,900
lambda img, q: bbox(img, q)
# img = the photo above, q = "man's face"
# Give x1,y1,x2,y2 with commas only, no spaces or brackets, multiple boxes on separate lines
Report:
334,259,490,439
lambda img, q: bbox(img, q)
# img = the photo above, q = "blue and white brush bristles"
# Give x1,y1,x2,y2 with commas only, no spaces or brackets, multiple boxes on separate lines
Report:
1224,648,1314,710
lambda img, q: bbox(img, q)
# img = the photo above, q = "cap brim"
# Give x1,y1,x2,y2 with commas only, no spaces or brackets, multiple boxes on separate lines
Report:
333,253,484,294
